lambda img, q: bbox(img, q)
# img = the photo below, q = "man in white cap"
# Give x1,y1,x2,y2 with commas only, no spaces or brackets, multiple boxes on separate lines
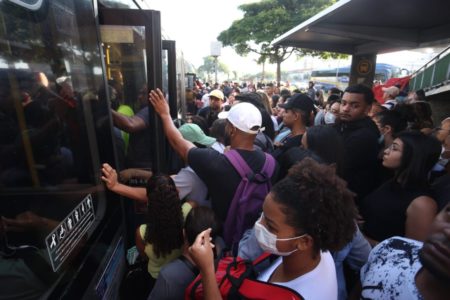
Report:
149,89,278,225
197,89,224,128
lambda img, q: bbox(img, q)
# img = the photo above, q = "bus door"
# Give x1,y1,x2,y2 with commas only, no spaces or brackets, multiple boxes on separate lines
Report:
98,8,166,256
0,0,126,299
162,40,177,120
98,8,165,173
162,40,184,173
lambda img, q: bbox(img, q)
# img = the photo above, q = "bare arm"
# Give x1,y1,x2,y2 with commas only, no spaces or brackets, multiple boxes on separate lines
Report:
189,229,222,300
119,168,153,182
101,163,148,204
149,89,195,162
2,211,59,234
111,109,147,133
405,195,437,241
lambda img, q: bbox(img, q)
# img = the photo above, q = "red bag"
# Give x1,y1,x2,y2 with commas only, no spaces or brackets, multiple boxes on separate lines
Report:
185,253,304,300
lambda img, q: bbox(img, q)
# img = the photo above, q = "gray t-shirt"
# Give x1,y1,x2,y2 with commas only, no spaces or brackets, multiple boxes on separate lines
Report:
147,257,197,300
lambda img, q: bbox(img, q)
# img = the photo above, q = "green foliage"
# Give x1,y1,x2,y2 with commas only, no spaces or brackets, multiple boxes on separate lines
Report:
218,0,335,55
197,56,229,78
217,0,346,83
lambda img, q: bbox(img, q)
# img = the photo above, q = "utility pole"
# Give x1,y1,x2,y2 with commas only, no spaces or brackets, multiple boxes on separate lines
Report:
214,56,218,84
210,41,222,84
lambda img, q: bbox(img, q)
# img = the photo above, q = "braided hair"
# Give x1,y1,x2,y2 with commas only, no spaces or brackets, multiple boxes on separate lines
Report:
144,175,184,258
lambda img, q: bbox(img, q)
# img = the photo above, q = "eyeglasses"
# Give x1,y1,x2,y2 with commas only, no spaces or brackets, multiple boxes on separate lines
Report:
435,127,450,131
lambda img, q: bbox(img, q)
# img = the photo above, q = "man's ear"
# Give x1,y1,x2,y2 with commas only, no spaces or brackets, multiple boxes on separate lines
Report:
365,104,372,115
384,125,393,135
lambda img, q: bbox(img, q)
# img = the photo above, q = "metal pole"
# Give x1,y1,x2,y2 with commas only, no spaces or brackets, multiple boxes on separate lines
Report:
214,56,218,84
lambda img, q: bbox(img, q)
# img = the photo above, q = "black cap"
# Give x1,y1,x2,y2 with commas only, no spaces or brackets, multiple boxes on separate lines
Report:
279,93,314,113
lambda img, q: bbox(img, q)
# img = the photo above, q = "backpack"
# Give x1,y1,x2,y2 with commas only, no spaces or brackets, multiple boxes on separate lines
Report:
185,252,304,300
223,150,276,249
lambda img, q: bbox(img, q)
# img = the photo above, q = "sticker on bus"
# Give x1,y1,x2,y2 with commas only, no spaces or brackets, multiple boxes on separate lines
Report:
45,194,95,272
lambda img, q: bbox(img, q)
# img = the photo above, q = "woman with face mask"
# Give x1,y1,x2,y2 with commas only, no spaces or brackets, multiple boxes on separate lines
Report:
189,158,357,299
324,101,341,125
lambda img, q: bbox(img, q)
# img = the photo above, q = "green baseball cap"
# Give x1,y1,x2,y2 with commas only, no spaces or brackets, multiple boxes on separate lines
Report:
179,123,216,146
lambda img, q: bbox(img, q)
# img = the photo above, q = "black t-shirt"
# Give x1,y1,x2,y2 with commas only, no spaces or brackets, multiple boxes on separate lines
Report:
272,134,303,160
126,107,152,168
188,148,278,222
197,106,220,128
335,117,381,202
360,179,434,242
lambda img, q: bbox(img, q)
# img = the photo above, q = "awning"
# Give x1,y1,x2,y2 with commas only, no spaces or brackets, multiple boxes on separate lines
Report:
272,0,450,55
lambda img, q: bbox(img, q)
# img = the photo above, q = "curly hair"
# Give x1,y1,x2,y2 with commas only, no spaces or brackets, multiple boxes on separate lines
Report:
271,158,357,253
144,175,184,258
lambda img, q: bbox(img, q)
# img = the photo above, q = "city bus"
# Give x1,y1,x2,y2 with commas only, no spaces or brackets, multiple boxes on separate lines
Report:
0,0,189,298
310,63,405,92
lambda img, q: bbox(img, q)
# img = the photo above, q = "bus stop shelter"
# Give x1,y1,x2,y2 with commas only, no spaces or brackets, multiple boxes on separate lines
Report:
272,0,450,86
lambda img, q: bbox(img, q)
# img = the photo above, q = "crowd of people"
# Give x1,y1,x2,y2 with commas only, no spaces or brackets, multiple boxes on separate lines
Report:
101,80,450,300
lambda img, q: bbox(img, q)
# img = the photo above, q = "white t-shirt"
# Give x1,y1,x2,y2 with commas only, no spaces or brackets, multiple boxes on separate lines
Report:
211,141,225,154
271,115,279,131
360,237,423,300
258,251,338,300
172,166,209,207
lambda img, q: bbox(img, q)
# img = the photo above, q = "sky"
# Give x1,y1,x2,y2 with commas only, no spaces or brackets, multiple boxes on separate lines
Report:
149,0,260,72
148,0,443,78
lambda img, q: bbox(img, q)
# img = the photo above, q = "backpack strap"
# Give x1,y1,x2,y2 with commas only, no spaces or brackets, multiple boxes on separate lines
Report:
261,153,276,179
224,150,276,181
239,278,305,300
224,149,253,179
252,252,273,266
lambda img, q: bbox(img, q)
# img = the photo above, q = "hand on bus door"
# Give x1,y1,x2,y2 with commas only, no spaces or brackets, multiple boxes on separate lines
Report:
148,88,170,117
101,163,119,190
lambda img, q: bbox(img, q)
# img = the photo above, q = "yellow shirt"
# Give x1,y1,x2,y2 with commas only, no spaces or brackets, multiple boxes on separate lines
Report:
139,202,192,278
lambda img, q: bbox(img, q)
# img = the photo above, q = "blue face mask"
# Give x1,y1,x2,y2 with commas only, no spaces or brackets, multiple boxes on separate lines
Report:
324,112,336,124
378,133,385,145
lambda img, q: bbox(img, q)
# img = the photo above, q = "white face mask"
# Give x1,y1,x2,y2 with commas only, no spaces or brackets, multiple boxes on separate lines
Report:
438,145,450,167
254,215,306,256
324,112,336,124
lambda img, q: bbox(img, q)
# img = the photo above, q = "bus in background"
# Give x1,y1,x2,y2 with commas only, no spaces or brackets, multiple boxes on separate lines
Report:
310,63,405,92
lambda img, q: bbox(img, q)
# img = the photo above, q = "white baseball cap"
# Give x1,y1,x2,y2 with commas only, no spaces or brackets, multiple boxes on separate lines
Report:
218,102,262,134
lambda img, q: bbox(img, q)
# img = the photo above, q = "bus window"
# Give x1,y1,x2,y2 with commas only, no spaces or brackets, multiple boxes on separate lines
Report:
99,24,153,170
0,0,122,298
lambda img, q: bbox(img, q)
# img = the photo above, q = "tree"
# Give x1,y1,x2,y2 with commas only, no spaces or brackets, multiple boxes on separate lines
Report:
218,0,344,86
197,56,229,82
